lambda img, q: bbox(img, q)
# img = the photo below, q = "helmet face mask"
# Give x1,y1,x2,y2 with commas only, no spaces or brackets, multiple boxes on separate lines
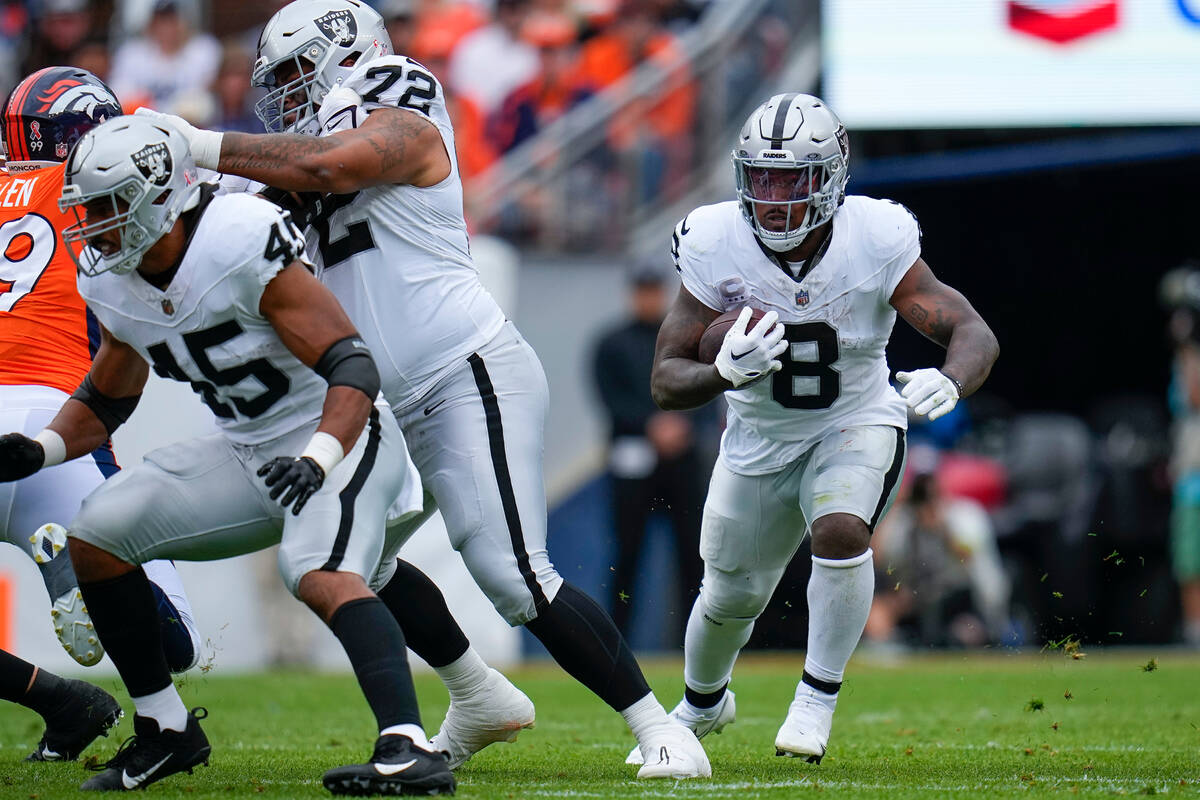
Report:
252,0,392,134
59,116,202,277
732,93,850,253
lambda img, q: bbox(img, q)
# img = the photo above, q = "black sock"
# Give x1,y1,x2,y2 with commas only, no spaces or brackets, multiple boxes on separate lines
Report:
376,560,469,669
329,597,421,730
685,683,728,710
525,582,651,711
78,568,171,697
0,649,39,705
802,670,842,695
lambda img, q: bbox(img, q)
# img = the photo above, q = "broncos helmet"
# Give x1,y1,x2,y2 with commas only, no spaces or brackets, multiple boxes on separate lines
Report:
59,115,202,277
2,67,122,173
732,93,850,253
252,0,391,134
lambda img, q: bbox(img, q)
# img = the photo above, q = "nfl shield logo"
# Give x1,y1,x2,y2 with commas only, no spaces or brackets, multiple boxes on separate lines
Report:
161,298,174,315
795,289,810,307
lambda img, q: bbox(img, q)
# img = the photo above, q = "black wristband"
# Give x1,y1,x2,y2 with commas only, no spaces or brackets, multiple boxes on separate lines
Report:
941,371,965,397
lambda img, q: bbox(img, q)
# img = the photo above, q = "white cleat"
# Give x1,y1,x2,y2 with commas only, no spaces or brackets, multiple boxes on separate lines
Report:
429,667,535,769
31,524,104,668
635,719,711,779
626,690,736,765
774,684,835,763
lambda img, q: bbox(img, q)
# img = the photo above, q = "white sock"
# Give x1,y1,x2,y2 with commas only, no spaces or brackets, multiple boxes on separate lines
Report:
620,692,669,744
683,590,755,695
804,549,874,690
381,723,431,751
434,647,490,701
132,685,188,732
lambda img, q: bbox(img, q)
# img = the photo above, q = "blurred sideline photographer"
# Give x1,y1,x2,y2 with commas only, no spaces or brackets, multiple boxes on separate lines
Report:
866,452,1010,649
1160,264,1200,647
591,261,717,642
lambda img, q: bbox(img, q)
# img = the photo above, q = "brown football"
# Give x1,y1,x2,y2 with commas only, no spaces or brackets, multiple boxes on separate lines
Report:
697,307,767,364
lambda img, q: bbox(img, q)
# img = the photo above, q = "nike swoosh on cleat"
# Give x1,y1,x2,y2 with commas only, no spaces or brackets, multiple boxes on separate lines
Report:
423,398,448,416
122,754,172,789
374,759,417,775
730,349,755,361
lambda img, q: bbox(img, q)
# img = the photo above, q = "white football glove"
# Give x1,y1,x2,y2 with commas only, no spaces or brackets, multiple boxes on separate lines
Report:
714,307,787,389
133,107,223,170
317,86,364,134
896,368,960,421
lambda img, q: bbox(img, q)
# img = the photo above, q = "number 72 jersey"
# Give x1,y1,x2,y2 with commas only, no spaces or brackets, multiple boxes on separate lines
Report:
673,196,920,476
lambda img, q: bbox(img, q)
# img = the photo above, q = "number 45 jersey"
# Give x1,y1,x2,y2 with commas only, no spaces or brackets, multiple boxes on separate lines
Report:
673,196,919,476
304,55,506,409
78,190,329,446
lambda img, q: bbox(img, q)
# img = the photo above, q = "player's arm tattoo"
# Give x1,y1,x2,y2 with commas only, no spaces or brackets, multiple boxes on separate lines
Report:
218,109,446,193
891,258,999,397
650,287,727,410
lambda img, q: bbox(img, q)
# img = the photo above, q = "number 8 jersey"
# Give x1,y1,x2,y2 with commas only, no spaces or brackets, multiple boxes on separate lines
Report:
673,196,919,476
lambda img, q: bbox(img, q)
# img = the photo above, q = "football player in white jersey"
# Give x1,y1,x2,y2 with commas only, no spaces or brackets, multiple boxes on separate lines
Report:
0,115,455,795
635,93,1000,764
134,0,710,778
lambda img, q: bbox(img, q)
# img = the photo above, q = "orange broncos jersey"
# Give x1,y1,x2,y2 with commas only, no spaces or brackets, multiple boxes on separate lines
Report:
0,162,95,394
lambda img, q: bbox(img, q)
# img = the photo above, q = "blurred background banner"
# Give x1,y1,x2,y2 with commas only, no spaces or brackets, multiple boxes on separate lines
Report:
825,0,1200,128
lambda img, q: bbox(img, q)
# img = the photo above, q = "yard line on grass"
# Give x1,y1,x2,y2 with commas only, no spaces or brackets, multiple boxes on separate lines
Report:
522,776,1192,797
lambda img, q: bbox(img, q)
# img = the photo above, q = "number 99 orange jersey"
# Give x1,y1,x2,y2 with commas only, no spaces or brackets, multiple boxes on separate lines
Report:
0,161,96,394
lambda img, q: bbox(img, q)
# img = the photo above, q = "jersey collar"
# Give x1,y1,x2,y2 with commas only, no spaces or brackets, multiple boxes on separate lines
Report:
754,220,834,285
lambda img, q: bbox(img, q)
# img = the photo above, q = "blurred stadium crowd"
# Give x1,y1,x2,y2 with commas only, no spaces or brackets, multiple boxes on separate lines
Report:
1,0,737,236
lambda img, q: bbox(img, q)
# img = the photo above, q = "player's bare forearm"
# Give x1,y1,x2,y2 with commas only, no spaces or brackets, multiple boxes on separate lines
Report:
48,328,150,459
219,132,350,192
939,318,999,396
218,110,443,193
651,286,728,409
891,258,999,396
651,357,728,410
46,399,112,461
317,385,373,454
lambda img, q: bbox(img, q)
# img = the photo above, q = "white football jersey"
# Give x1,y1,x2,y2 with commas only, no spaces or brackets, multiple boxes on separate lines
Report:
673,196,919,475
78,191,328,446
303,55,506,409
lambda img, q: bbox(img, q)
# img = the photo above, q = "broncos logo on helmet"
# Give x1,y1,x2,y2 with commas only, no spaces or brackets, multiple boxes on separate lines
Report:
3,67,122,170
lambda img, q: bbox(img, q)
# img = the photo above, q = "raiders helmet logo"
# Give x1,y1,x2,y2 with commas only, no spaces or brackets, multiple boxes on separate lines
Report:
132,142,172,186
315,10,357,45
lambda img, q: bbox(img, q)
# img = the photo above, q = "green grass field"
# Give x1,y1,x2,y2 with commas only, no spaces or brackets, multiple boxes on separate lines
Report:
3,651,1198,798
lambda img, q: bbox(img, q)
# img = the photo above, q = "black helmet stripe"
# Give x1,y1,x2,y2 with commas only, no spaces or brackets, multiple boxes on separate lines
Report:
770,92,798,150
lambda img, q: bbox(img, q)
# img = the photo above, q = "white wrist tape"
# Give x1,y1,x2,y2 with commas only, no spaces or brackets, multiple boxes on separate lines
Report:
190,129,224,171
34,429,66,468
300,431,344,475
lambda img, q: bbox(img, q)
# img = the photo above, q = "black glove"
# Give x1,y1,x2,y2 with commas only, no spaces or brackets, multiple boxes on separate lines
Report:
0,433,45,482
257,456,325,515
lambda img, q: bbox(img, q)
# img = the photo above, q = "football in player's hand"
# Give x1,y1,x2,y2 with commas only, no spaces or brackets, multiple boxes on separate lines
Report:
697,307,767,363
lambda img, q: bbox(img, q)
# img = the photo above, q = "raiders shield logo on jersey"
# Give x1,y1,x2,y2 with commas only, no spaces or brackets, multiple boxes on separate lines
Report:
132,142,172,186
315,10,356,44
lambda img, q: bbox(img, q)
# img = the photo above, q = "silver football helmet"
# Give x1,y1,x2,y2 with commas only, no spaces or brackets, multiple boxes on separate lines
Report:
732,93,849,253
252,0,391,134
59,115,202,277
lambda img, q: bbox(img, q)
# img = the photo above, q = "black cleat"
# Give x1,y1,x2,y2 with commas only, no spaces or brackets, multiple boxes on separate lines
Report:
26,679,123,762
323,734,456,796
80,707,211,791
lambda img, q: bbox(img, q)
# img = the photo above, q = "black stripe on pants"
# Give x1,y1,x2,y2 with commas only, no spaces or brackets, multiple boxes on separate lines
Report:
467,352,548,611
321,408,382,571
